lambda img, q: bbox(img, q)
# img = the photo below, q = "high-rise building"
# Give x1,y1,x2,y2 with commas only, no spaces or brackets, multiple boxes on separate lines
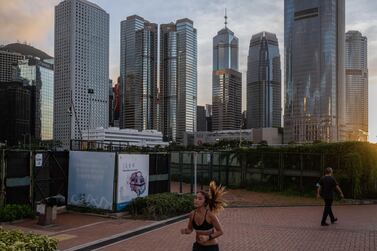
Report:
15,58,54,141
247,32,281,129
113,77,121,127
205,104,213,132
284,0,345,143
197,106,206,132
0,50,25,82
1,43,54,141
0,81,31,146
54,0,109,149
345,31,368,141
109,79,114,127
212,13,242,131
120,15,157,131
160,19,197,142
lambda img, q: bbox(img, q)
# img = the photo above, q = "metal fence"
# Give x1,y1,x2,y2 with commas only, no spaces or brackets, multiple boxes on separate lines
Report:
170,151,344,196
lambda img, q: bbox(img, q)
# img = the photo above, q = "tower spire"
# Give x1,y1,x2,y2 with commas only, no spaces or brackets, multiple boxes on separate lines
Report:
224,8,228,28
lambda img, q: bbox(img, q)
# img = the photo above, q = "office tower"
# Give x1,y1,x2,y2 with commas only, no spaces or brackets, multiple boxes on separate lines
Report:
0,81,31,146
1,43,54,141
345,31,368,141
212,13,242,131
109,79,114,127
113,77,121,127
0,50,25,82
160,19,197,142
205,104,213,132
284,0,345,143
197,106,206,132
247,32,281,129
120,15,157,131
55,0,109,148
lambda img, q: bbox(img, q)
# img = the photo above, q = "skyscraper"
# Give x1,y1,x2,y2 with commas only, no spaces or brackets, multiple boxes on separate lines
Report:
212,13,241,131
120,15,157,131
16,58,54,141
345,31,368,141
0,50,25,82
54,0,109,149
1,43,54,141
284,0,345,143
160,19,197,142
247,32,281,129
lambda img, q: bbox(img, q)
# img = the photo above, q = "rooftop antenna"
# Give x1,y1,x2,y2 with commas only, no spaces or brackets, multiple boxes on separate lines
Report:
224,8,228,28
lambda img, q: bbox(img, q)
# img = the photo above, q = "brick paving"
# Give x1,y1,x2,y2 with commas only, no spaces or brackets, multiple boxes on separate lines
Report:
99,205,377,251
1,212,154,250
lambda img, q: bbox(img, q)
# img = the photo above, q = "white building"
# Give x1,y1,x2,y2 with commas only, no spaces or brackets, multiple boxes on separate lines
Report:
184,128,283,146
54,0,110,149
82,127,168,148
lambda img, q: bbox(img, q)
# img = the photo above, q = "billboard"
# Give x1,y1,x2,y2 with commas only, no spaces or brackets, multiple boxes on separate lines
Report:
116,154,149,211
68,151,115,210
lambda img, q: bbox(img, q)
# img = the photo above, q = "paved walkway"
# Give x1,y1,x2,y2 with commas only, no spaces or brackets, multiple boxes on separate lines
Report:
99,205,377,251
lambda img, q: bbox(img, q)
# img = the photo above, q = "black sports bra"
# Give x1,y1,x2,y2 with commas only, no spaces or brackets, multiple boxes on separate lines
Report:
192,210,214,231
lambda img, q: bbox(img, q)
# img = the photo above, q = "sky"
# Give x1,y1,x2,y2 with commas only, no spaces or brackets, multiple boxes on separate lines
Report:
1,0,376,142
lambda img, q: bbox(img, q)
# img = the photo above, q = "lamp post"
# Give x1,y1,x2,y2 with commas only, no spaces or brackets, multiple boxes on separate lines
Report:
87,88,94,141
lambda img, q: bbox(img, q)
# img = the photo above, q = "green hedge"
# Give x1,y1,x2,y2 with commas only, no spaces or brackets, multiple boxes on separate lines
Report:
0,228,57,251
0,204,34,222
126,193,194,220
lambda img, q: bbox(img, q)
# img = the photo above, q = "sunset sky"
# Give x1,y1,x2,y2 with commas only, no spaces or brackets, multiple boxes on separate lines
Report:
1,0,376,142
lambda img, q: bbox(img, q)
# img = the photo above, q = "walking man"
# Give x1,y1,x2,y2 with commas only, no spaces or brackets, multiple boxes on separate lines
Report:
316,167,344,226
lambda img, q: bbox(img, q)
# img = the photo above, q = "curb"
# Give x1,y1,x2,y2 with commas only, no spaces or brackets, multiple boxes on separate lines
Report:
62,213,189,251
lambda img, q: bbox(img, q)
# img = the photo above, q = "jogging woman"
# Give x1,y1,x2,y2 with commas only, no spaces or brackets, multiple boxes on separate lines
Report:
181,181,226,251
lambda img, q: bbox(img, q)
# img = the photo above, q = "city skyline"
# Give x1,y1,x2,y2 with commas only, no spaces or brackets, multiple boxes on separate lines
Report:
1,0,376,142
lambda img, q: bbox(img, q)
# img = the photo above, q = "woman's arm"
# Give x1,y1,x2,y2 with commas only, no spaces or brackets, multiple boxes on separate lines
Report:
208,213,223,239
180,211,194,234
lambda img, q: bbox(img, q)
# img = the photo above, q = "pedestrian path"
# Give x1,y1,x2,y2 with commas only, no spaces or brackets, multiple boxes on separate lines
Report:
98,205,377,251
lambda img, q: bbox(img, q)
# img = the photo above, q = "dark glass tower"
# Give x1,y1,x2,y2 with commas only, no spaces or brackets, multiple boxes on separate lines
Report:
284,0,345,143
247,31,281,129
120,15,157,131
212,12,242,131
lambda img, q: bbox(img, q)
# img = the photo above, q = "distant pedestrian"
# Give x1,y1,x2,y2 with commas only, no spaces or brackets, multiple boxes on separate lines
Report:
181,181,226,251
316,167,344,226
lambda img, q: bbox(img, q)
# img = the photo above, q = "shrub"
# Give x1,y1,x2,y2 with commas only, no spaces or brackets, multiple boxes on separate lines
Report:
0,204,34,222
0,228,57,251
126,193,194,220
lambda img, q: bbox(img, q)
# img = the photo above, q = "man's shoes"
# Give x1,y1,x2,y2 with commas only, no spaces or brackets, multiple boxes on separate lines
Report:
321,222,329,226
331,218,338,224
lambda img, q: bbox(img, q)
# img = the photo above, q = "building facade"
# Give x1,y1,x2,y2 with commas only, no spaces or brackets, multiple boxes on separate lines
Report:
54,0,109,149
0,82,31,146
0,50,24,82
247,32,281,129
15,58,54,141
345,31,368,141
212,69,242,131
82,127,168,148
284,0,345,143
160,19,197,143
120,15,157,131
197,106,207,131
212,17,242,131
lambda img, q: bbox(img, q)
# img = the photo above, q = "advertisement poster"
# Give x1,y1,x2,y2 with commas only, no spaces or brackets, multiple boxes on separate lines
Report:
68,151,116,210
117,154,149,211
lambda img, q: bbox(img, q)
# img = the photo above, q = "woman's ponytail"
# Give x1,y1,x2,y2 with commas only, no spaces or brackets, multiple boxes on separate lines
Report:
207,181,227,214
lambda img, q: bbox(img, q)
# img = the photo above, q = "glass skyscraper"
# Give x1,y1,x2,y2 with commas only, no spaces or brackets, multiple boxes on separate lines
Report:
247,32,281,129
212,16,241,131
160,19,197,142
284,0,345,143
16,58,54,140
54,0,109,149
345,31,368,141
120,15,157,131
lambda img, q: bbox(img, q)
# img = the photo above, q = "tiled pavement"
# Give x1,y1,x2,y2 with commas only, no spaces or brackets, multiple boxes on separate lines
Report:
99,205,377,251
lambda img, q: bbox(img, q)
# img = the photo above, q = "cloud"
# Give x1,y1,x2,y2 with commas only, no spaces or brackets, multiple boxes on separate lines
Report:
0,0,58,55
